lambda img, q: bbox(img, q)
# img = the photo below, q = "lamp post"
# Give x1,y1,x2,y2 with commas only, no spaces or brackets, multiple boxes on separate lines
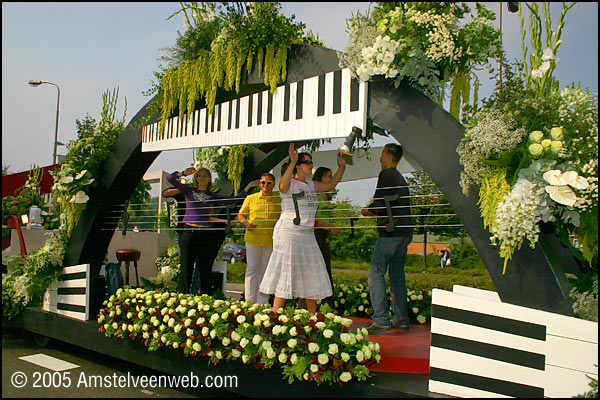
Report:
28,80,60,165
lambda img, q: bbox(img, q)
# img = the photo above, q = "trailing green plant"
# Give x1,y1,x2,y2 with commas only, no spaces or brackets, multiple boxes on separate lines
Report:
155,2,314,132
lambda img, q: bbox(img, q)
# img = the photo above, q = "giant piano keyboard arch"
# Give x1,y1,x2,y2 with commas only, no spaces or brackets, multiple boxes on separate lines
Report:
141,68,368,151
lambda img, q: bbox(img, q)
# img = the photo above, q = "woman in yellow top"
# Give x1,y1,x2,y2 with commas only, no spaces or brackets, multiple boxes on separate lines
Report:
237,173,281,304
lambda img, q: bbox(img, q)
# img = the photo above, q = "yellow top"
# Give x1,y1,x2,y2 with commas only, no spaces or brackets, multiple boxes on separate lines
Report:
239,192,282,248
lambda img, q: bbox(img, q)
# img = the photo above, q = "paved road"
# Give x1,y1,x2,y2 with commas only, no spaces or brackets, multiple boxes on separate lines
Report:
2,326,241,398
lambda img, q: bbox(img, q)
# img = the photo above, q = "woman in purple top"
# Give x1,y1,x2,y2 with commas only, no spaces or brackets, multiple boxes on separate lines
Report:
167,167,259,294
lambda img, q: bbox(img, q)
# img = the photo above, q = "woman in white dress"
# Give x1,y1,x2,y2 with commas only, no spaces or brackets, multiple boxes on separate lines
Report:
259,143,346,313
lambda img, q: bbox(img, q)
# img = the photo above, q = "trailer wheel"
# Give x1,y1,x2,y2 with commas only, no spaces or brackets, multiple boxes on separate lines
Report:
33,333,50,347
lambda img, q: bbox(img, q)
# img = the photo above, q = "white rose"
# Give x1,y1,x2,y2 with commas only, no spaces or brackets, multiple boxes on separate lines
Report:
308,342,320,353
328,343,339,355
318,353,329,364
356,350,364,362
340,372,352,382
323,329,334,339
341,352,350,362
252,335,261,345
278,352,288,363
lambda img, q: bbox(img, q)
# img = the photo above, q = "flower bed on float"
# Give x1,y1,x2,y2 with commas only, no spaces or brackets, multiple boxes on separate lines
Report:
98,288,380,385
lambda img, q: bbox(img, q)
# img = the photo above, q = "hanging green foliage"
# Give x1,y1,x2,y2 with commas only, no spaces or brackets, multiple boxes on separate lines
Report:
477,171,510,232
155,2,316,136
227,145,248,194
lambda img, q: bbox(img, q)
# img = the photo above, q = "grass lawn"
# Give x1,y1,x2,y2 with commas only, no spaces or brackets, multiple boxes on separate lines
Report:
227,252,496,293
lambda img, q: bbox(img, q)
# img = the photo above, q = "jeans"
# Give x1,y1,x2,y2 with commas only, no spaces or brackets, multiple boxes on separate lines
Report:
368,234,413,327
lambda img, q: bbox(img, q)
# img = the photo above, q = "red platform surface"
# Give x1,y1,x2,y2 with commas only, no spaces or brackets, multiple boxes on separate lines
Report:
350,317,431,374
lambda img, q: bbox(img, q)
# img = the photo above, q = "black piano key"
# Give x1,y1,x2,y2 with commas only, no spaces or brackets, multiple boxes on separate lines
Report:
317,74,326,116
257,92,263,126
283,84,290,122
248,94,253,127
296,80,303,119
205,108,209,133
333,69,342,114
210,106,216,132
217,104,222,131
228,101,232,130
350,77,360,112
267,91,273,124
235,98,240,129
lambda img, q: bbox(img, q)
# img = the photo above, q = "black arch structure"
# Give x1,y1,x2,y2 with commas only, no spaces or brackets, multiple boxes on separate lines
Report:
65,45,577,316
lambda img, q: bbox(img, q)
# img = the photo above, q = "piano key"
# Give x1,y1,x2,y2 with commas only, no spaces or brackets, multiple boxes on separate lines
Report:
289,81,298,144
247,93,253,128
235,98,241,130
295,80,303,120
333,69,342,114
217,103,222,132
342,68,352,135
317,73,326,117
267,91,273,124
270,84,285,144
227,100,233,131
350,76,360,112
239,95,249,143
257,91,263,126
283,84,291,122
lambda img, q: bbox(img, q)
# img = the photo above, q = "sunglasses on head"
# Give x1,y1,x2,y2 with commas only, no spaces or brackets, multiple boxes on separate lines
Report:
260,181,274,185
297,159,313,165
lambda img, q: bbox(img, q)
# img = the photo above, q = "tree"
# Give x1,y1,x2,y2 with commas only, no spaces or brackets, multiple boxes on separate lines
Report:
405,171,465,270
2,164,10,176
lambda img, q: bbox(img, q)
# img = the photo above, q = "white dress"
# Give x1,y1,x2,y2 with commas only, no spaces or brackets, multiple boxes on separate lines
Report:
259,179,333,300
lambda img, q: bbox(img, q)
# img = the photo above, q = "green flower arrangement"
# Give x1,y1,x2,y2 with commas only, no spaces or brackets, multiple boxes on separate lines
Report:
98,287,380,385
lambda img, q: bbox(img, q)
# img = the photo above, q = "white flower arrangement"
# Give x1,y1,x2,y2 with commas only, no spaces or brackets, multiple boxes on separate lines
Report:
98,289,380,386
490,178,543,273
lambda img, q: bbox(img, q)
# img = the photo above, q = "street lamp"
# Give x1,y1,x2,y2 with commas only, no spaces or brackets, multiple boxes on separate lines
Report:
28,80,60,165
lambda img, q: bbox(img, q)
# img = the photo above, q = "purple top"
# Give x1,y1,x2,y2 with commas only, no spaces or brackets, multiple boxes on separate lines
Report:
166,172,248,226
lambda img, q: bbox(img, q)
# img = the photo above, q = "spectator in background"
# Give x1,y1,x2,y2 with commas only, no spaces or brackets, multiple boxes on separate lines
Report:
440,248,450,268
361,143,414,334
238,172,281,304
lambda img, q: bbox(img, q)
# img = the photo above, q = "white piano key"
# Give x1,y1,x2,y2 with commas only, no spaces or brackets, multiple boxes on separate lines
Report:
304,75,318,141
239,95,249,146
270,84,285,144
251,92,258,144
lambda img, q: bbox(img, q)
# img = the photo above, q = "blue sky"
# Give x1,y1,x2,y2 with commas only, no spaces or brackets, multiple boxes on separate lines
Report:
2,2,598,205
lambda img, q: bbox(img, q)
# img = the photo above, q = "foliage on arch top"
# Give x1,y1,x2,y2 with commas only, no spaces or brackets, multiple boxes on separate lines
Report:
338,2,504,120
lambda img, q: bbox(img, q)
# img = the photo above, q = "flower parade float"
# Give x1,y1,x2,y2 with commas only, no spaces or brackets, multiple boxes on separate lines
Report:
4,2,597,398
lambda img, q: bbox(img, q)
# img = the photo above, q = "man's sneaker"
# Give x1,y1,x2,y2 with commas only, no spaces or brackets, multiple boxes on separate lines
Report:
392,323,410,331
366,323,391,334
